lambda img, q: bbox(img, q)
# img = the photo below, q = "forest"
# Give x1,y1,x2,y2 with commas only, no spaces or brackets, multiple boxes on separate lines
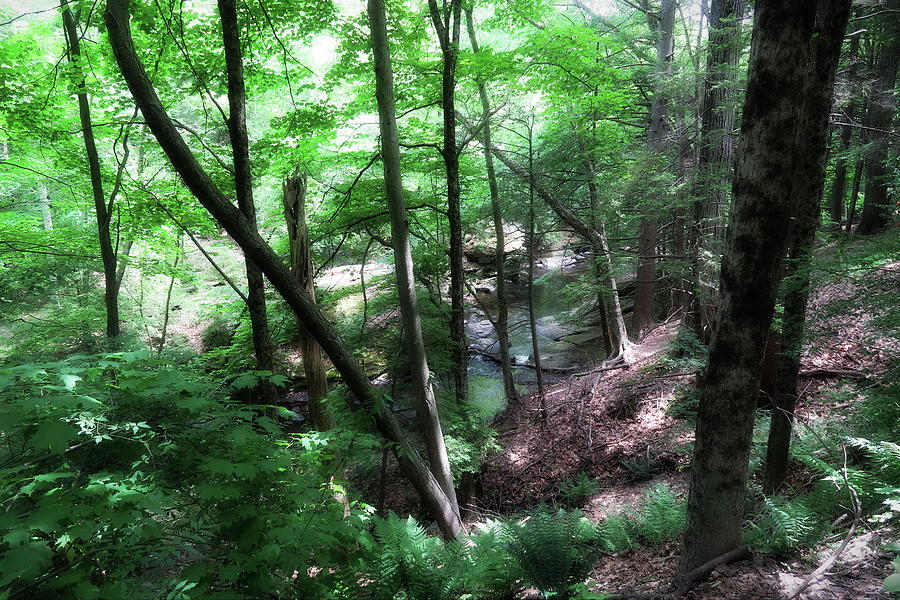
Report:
0,0,898,598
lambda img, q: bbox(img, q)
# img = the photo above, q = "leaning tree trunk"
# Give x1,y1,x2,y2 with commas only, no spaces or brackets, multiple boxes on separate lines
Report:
428,0,467,405
368,0,460,517
685,0,744,339
856,1,900,234
633,0,676,339
845,159,864,231
62,2,120,339
283,171,333,431
104,0,463,539
464,5,517,401
679,0,851,577
218,0,275,401
763,2,848,491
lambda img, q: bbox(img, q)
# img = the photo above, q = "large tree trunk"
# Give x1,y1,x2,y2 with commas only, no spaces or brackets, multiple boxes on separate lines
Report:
763,2,848,490
856,1,899,234
283,171,333,431
368,0,460,517
62,2,120,340
679,0,850,577
104,0,463,539
218,0,275,401
428,0,467,405
685,0,744,339
633,0,676,339
464,6,517,402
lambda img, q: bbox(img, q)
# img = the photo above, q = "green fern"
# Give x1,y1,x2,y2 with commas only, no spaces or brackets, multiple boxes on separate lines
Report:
635,484,685,549
596,513,638,555
507,508,600,597
745,496,822,556
369,514,445,600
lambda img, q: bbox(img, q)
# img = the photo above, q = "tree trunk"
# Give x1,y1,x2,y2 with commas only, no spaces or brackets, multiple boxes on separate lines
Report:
61,2,120,340
845,159,864,232
218,0,275,402
685,0,744,339
464,5,517,402
526,128,546,421
856,1,900,234
428,0,467,405
634,0,676,339
283,171,334,431
367,0,460,517
828,32,860,226
763,1,848,491
38,185,53,230
157,238,182,356
104,0,463,539
679,0,850,577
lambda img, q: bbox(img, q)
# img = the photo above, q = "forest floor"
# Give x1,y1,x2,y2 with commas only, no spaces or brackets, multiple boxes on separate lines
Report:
471,262,900,599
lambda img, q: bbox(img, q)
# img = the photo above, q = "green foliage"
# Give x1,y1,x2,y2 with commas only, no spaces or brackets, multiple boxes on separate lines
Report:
367,514,451,600
558,472,601,508
596,514,639,555
507,508,601,597
634,484,686,549
745,496,822,556
0,354,366,599
659,328,707,374
666,384,700,420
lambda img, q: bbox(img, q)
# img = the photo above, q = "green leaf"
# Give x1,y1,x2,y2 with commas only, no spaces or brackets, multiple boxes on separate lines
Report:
30,421,78,454
59,372,81,390
231,373,258,390
884,573,900,593
0,541,53,587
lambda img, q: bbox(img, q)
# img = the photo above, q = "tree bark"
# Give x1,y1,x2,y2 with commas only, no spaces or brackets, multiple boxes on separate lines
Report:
367,0,460,517
685,0,744,339
283,171,333,431
62,2,120,339
428,0,467,405
856,0,900,234
634,0,676,339
763,2,848,492
827,31,860,226
464,5,517,402
104,0,463,538
679,0,850,577
218,0,275,401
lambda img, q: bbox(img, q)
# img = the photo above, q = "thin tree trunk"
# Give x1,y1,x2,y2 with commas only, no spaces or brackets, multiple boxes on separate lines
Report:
526,127,546,421
283,171,333,431
828,31,860,226
38,185,53,230
62,2,120,339
845,159,864,232
634,0,676,339
218,0,275,401
428,0,467,405
104,0,463,539
367,0,460,518
685,0,744,339
679,0,850,577
856,0,900,234
157,238,182,356
464,6,517,401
